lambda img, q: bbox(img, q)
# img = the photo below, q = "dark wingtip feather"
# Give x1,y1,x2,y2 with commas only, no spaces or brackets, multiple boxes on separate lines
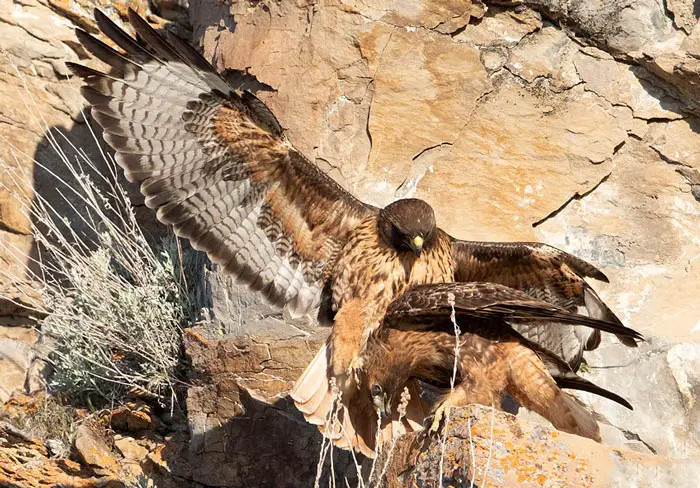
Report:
565,254,610,282
93,8,148,57
556,376,633,410
591,270,609,283
126,7,181,62
75,28,135,74
65,62,106,80
503,303,645,342
620,335,641,347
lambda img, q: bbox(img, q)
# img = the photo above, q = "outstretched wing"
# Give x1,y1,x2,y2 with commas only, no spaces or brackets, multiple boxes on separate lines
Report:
450,240,636,367
67,9,377,316
384,282,642,344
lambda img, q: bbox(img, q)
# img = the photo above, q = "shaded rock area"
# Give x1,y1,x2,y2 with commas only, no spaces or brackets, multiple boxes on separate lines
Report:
0,0,183,420
378,404,700,487
1,0,700,486
173,273,360,487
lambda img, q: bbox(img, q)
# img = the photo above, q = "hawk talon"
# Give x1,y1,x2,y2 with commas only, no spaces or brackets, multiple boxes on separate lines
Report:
346,356,365,389
427,402,451,436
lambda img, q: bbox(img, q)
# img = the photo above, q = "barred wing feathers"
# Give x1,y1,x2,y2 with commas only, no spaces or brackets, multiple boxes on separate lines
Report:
67,9,377,316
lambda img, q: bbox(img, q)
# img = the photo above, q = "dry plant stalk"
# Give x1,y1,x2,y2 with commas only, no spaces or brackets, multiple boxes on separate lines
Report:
437,295,461,486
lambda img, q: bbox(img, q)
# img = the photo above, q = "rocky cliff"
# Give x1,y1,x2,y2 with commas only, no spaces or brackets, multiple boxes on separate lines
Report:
1,0,700,486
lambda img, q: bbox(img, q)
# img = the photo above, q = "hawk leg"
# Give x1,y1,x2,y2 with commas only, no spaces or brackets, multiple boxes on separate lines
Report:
502,342,602,442
330,299,372,393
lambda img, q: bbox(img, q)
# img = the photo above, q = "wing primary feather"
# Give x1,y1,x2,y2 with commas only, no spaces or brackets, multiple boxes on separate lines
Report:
94,9,151,57
165,30,219,74
65,62,107,81
75,29,140,75
72,8,378,320
385,282,643,342
554,375,633,410
533,341,633,410
584,286,638,347
126,8,184,63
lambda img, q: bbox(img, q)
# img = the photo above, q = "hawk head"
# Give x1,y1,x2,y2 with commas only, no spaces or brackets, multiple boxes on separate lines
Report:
378,198,437,257
360,335,410,419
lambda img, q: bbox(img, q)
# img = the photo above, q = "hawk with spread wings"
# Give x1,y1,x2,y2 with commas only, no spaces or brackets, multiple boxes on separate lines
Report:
69,9,638,455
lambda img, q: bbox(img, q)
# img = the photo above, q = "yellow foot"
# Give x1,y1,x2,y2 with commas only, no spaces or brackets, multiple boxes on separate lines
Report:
429,402,452,435
333,356,365,395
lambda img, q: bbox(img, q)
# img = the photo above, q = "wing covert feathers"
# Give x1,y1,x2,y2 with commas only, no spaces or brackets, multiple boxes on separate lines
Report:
68,8,377,317
450,240,635,358
385,282,643,344
452,240,608,284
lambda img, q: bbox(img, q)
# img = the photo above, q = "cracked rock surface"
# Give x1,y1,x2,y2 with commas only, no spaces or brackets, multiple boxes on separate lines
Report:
1,0,700,486
378,404,700,488
185,0,700,484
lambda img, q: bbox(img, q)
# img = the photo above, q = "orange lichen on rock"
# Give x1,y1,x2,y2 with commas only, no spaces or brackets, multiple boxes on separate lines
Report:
377,404,699,488
0,442,112,488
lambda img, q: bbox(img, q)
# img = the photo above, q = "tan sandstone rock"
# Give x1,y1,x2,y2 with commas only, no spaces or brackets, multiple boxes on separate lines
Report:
2,0,700,485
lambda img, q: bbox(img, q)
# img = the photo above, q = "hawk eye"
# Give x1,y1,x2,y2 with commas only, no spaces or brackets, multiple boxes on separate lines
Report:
370,384,382,396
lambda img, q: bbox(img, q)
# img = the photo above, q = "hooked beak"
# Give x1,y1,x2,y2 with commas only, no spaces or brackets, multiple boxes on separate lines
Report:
411,235,424,257
372,393,392,419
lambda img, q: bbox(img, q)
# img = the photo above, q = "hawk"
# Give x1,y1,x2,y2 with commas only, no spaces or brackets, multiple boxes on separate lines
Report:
68,9,638,453
353,282,639,454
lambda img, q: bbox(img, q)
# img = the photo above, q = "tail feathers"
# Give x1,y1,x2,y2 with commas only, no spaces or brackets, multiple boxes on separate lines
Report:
327,401,376,458
313,382,427,458
295,380,329,417
584,286,638,348
290,344,328,405
304,390,336,427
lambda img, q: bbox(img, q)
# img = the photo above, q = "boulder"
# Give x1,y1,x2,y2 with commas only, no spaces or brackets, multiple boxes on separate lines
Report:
73,423,120,472
378,404,700,487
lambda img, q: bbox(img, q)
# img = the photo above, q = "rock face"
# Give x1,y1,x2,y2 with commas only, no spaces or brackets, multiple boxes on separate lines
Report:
2,0,700,486
379,404,700,487
173,277,359,487
185,0,700,480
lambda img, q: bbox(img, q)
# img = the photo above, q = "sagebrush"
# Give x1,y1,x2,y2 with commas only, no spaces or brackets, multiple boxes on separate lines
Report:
0,71,192,406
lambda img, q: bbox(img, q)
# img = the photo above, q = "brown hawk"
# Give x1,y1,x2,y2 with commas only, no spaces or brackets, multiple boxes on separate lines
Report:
68,9,638,455
352,282,639,454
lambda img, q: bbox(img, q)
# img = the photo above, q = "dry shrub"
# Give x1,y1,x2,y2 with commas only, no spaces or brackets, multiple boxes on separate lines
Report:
0,66,190,407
